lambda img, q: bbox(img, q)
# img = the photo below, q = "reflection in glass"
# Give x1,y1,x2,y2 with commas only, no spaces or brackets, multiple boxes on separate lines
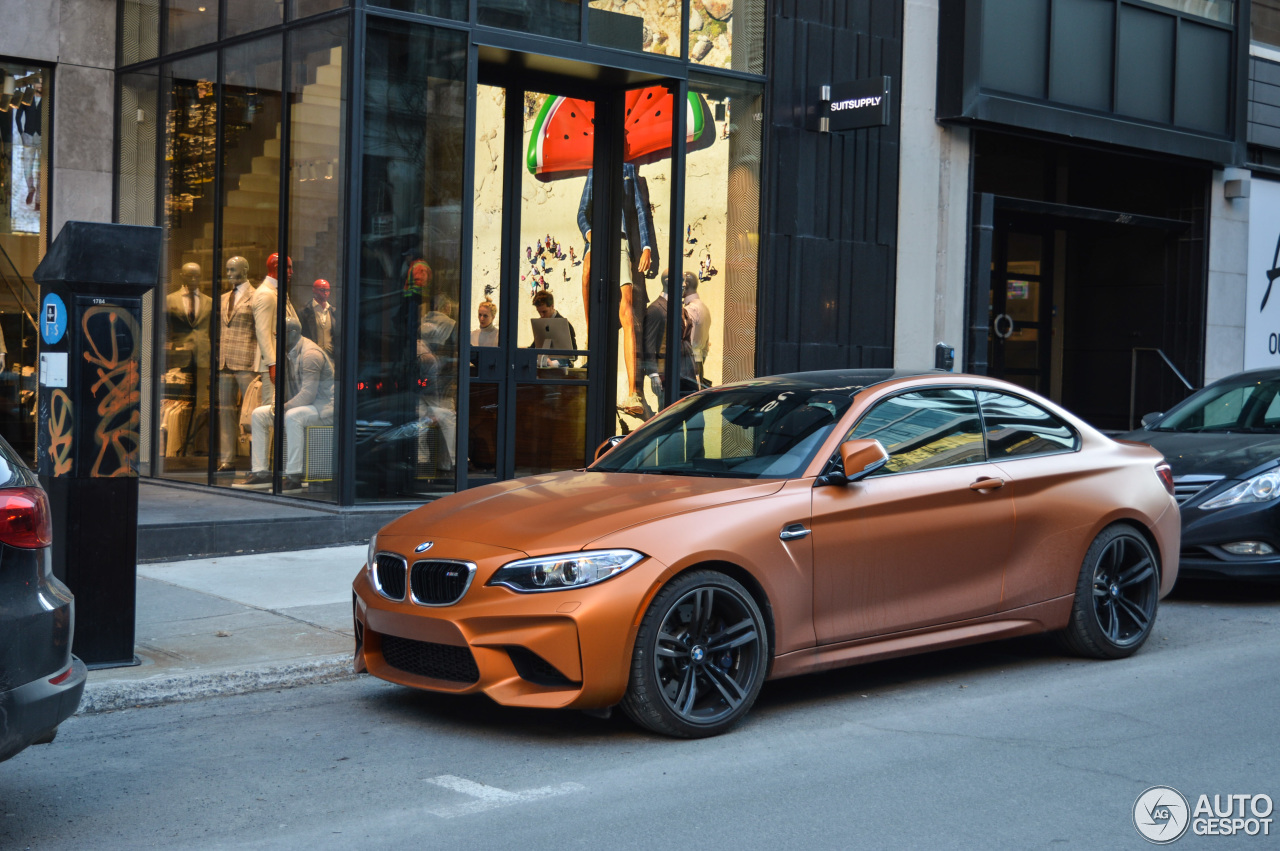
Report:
226,0,282,38
369,0,466,18
159,52,218,480
469,84,505,479
478,0,580,39
292,0,349,19
215,37,283,486
281,19,348,501
357,20,467,501
588,0,683,56
851,390,986,474
167,0,219,54
689,0,765,73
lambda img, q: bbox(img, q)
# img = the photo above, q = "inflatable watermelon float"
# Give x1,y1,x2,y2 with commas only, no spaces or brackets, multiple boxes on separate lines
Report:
527,86,710,176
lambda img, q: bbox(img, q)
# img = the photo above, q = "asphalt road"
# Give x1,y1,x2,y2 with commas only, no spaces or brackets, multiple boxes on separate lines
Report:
4,582,1278,850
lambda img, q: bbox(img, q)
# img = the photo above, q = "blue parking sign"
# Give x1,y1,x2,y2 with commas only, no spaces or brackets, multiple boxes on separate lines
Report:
41,293,67,345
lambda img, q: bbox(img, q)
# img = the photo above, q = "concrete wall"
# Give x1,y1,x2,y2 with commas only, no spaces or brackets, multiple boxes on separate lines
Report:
894,0,970,371
0,0,116,241
1206,167,1248,385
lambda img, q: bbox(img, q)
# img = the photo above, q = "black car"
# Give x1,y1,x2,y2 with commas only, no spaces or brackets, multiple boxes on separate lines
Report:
0,433,86,762
1122,367,1280,580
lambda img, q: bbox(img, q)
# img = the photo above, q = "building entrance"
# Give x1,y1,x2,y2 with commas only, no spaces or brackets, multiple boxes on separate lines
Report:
465,74,682,485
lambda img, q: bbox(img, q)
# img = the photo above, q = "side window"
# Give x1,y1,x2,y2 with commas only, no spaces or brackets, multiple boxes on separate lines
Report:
977,390,1079,458
848,389,985,474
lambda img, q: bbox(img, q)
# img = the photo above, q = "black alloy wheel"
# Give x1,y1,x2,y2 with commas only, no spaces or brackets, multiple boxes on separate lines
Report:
1061,525,1160,659
621,571,768,738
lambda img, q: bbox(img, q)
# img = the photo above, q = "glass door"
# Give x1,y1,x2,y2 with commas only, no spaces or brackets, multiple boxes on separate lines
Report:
989,219,1054,395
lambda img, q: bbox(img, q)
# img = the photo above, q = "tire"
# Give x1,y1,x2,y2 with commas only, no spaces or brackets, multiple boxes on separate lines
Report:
1059,524,1160,659
620,570,769,738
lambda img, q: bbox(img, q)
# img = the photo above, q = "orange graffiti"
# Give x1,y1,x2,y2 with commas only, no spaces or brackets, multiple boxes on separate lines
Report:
46,389,73,476
81,305,141,477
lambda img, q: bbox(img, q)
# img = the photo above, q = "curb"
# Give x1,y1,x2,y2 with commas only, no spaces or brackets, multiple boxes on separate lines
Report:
78,654,358,715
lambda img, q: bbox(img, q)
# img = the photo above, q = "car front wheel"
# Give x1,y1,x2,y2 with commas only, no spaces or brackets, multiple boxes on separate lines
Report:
621,570,768,738
1060,524,1160,659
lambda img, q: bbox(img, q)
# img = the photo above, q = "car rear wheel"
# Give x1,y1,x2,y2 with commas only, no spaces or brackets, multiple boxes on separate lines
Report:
621,571,768,738
1060,525,1160,659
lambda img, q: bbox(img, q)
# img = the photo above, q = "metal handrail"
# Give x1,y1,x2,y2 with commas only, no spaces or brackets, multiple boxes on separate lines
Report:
0,241,37,334
1130,347,1195,430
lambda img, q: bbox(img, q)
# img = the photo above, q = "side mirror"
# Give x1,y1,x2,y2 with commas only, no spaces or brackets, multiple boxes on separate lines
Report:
1140,412,1164,429
838,439,889,482
594,434,625,461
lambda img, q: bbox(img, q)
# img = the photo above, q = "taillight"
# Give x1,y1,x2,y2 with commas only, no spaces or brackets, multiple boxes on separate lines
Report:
0,486,53,548
1155,463,1175,497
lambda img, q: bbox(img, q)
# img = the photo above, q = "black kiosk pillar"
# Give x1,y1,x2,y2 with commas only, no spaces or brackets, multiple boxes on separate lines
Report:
34,221,161,668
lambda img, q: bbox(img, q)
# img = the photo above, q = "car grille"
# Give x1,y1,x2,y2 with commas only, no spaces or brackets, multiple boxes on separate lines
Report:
373,553,407,601
381,634,480,683
410,560,475,606
1173,474,1224,505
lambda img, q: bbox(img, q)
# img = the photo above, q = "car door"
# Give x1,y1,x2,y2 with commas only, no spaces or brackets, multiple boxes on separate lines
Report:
810,387,1014,644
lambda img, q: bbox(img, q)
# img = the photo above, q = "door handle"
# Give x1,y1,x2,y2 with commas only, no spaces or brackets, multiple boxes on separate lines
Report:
969,477,1005,491
780,524,811,541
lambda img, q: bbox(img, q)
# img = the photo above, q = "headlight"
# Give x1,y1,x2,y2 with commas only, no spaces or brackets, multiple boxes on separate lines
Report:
1200,469,1280,510
366,531,379,572
487,549,643,592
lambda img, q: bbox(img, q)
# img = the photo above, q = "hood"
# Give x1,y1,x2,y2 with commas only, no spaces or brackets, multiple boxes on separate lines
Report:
380,470,787,554
1118,429,1280,479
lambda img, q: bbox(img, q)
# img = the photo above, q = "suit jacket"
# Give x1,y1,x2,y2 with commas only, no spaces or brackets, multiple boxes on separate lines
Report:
299,301,338,359
577,162,656,269
252,277,278,372
165,288,213,368
16,98,41,138
219,285,258,372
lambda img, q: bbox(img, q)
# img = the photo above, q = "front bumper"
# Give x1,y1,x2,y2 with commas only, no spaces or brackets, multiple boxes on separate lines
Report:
0,656,87,763
1179,495,1280,580
352,538,669,710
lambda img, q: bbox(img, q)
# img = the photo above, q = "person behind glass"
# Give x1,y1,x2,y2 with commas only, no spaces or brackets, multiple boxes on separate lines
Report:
641,269,697,414
253,252,299,407
217,256,258,472
578,161,656,418
471,298,498,348
299,278,337,361
531,291,577,368
681,271,712,384
166,261,214,416
237,316,333,492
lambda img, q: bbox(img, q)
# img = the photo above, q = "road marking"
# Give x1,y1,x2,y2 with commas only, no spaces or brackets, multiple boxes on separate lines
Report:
426,775,586,818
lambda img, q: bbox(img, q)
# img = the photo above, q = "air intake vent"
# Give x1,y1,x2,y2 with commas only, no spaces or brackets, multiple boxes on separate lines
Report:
373,553,407,601
410,560,475,606
381,635,480,683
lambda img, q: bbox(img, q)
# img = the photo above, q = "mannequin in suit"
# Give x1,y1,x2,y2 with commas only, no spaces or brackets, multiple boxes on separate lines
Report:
166,262,214,433
217,256,258,471
253,252,299,407
298,278,337,361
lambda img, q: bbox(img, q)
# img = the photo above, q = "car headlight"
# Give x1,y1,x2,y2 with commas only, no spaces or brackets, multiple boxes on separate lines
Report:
366,531,379,572
487,549,644,592
1200,469,1280,510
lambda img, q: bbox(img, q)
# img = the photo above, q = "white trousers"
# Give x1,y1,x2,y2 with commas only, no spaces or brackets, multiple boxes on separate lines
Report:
251,404,322,477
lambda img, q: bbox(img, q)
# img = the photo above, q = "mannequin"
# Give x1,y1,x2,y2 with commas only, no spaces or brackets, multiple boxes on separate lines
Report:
166,261,214,431
16,78,41,210
253,252,299,406
237,318,333,492
299,278,337,360
217,256,258,471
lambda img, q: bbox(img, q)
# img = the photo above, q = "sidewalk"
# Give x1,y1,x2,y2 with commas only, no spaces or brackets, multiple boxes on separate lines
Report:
78,544,365,715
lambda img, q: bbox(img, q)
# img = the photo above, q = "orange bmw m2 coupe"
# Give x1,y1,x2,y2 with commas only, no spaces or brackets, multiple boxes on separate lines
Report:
353,370,1179,737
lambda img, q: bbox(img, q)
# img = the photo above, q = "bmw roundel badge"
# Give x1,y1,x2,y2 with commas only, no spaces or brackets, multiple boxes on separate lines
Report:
415,542,434,553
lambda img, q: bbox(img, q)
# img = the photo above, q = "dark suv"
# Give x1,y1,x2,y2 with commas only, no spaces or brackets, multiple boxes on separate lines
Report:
0,433,85,763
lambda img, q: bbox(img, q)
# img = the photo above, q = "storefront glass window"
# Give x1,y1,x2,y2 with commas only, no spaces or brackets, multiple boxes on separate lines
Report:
292,0,349,20
357,20,468,501
587,1,683,56
278,18,347,501
0,63,51,465
368,0,466,19
682,76,762,391
477,0,580,40
167,0,220,54
689,0,765,74
226,0,283,38
122,0,161,65
211,37,283,488
1145,0,1233,24
1254,0,1280,51
158,52,218,477
118,71,159,229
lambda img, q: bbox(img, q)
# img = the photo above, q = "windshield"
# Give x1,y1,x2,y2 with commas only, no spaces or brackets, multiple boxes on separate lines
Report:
591,383,854,479
1154,375,1280,433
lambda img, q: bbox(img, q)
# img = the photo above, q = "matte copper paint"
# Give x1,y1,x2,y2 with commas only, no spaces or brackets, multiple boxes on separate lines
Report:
353,375,1179,711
